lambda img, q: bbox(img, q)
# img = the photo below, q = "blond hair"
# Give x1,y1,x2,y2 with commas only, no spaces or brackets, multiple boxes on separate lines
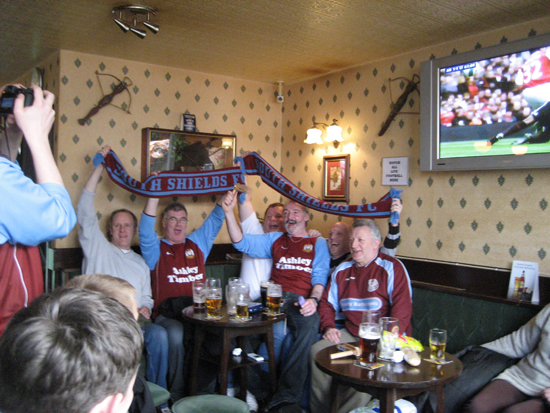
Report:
66,274,137,314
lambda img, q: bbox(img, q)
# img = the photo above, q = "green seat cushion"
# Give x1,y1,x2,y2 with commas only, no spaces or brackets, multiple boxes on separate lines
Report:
147,381,171,406
172,395,249,413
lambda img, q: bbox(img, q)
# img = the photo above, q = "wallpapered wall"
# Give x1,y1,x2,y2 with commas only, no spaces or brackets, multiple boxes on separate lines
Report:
28,16,550,276
52,50,282,248
283,16,550,276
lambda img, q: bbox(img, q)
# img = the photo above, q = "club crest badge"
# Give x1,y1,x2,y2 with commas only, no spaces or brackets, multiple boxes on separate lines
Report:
368,279,379,292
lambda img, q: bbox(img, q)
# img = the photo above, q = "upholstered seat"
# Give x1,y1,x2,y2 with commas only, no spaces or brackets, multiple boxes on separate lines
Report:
411,287,538,353
172,394,249,413
147,381,171,407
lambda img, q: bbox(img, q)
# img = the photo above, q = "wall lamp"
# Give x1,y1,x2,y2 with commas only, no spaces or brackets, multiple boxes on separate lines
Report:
305,119,344,148
112,5,159,39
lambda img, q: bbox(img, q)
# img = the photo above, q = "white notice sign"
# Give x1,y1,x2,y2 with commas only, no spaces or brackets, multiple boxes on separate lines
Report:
382,157,409,186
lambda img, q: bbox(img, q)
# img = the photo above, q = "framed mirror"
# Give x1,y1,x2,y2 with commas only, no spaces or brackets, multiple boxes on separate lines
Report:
141,127,236,180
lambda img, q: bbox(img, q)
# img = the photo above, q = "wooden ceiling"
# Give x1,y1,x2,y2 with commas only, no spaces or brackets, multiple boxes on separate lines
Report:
2,0,549,86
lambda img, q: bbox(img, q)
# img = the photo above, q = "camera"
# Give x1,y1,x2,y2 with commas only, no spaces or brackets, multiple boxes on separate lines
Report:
276,95,284,103
0,86,34,116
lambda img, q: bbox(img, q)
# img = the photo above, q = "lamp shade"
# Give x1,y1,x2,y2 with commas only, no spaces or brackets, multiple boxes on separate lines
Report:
305,127,323,144
143,20,159,33
130,27,147,38
113,18,130,32
325,123,343,142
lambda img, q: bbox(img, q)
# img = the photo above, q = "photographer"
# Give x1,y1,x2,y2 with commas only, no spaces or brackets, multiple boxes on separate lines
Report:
0,85,76,335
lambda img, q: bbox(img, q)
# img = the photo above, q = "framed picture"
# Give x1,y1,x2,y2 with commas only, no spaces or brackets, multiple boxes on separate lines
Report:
141,127,236,181
322,154,350,202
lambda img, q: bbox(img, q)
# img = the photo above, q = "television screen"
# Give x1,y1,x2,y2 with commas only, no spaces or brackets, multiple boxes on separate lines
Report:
420,32,550,171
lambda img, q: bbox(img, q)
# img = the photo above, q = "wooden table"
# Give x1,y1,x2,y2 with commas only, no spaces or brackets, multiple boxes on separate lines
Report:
181,305,286,401
315,346,463,413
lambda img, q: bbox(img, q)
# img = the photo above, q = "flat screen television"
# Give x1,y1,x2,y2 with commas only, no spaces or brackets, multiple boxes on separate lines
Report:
420,32,550,171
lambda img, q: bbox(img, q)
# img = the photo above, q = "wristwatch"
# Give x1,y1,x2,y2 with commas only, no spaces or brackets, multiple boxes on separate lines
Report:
309,297,320,305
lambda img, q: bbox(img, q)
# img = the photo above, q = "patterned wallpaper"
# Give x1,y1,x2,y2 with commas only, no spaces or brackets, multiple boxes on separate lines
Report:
32,16,550,276
283,18,550,276
54,50,282,248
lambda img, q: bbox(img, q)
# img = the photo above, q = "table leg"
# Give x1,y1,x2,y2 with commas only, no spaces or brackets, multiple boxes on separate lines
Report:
190,328,205,396
379,388,396,413
436,385,445,413
264,327,278,393
236,336,248,401
219,329,232,396
329,378,339,413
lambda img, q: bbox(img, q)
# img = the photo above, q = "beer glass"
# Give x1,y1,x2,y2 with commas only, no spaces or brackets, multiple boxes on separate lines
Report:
358,322,382,366
362,309,381,324
260,280,274,308
429,328,447,362
236,283,250,320
267,283,282,315
206,284,222,319
378,317,399,360
206,277,221,289
192,281,206,313
225,281,240,316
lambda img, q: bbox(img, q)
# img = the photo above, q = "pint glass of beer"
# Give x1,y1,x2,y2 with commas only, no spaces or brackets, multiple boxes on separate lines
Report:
206,277,221,289
236,283,250,320
192,281,206,313
206,286,222,319
359,322,382,366
260,280,274,308
429,328,447,362
362,309,381,324
267,283,282,315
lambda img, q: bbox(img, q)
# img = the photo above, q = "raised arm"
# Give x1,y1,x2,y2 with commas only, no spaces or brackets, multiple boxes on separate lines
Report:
84,146,111,194
143,197,160,217
389,198,403,227
238,191,255,222
220,190,243,243
13,86,62,186
139,196,161,270
382,198,402,256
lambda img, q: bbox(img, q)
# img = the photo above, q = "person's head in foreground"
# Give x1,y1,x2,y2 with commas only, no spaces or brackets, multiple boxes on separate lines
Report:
0,287,143,413
66,273,139,320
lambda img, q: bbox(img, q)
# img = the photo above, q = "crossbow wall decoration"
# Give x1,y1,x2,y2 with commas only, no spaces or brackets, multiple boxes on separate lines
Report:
78,71,133,125
378,74,420,136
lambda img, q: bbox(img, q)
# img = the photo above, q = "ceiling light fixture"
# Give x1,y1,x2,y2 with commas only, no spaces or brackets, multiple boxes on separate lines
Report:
305,119,344,148
112,5,159,39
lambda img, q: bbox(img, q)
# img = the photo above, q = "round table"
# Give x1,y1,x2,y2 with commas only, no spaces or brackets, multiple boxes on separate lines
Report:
315,345,463,413
181,305,286,401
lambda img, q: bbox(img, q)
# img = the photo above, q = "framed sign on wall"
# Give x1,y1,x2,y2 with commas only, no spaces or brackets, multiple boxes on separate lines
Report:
322,154,350,203
141,127,236,180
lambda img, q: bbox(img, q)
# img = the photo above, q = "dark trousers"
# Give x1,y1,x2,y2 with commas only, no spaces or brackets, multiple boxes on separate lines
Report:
268,293,320,409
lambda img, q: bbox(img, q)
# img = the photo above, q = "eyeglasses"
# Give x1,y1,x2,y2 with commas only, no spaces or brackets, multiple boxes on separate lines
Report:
165,217,188,224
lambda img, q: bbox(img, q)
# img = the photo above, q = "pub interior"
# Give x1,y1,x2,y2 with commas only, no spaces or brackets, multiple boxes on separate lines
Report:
2,2,550,413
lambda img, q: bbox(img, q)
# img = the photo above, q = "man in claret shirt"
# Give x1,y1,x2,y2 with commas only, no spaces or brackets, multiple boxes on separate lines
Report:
328,198,403,273
310,218,412,413
221,191,330,413
138,195,226,401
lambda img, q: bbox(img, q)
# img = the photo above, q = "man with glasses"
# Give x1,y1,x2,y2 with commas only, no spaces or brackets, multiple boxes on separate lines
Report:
139,195,226,401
